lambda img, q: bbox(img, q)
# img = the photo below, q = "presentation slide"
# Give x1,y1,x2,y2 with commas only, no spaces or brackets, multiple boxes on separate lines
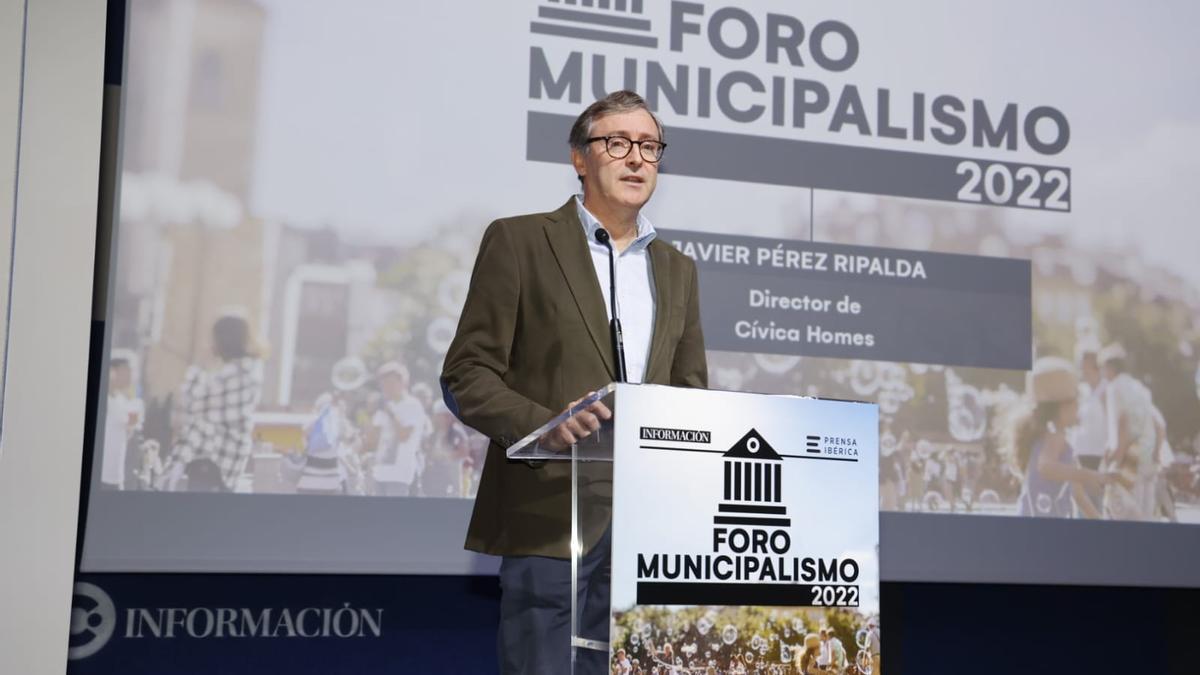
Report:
83,0,1200,580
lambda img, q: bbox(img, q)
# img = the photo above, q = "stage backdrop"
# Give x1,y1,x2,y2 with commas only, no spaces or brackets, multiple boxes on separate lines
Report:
82,0,1200,583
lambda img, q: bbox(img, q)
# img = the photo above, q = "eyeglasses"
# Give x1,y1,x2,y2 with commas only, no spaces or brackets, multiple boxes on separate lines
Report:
586,135,667,163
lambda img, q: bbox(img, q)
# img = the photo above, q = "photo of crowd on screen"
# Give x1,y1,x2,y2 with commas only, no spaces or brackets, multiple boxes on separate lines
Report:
98,0,1198,517
610,605,881,675
98,186,1200,517
707,197,1200,523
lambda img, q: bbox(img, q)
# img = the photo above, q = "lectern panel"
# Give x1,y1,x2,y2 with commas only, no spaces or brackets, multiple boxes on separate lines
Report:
609,385,879,672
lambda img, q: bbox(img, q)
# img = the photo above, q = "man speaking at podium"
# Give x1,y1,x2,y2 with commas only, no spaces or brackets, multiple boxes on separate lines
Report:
442,90,707,673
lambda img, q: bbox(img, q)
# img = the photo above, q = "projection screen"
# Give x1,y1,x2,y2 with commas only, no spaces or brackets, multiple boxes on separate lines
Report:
82,0,1200,585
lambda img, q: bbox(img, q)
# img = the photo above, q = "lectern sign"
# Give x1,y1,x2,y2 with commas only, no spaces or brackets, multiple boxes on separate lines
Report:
610,385,878,671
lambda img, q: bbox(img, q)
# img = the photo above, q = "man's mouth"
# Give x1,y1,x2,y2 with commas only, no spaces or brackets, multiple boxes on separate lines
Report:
620,175,644,184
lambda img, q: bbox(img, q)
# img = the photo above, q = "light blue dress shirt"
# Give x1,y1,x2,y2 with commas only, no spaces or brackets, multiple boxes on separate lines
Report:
574,195,657,384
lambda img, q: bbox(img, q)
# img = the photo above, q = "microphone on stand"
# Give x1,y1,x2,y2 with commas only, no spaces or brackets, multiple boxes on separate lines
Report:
593,228,628,383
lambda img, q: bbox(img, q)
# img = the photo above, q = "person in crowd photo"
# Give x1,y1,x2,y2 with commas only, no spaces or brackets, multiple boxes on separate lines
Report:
904,442,925,511
1099,343,1162,520
798,632,822,674
422,399,470,497
821,626,847,672
295,357,370,495
866,618,881,675
366,361,429,496
1007,356,1109,518
613,648,631,674
160,312,265,492
878,429,906,511
101,349,144,490
1149,404,1176,521
1071,338,1108,512
940,448,960,513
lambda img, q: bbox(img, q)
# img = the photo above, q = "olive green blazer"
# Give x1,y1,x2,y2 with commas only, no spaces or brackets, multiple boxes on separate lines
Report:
441,198,708,559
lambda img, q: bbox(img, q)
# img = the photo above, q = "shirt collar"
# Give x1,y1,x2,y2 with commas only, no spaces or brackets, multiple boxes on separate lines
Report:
574,194,657,253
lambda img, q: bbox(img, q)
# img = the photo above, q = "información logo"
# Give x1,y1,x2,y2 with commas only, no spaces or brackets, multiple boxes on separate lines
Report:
68,582,117,660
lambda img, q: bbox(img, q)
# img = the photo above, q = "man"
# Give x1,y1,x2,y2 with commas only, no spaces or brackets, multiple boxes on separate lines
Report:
441,90,707,674
816,628,834,672
101,350,144,490
613,648,631,674
827,628,848,672
1099,343,1159,520
424,399,472,498
866,618,881,675
1071,338,1107,513
1150,405,1176,521
921,445,941,510
367,361,430,496
941,448,959,513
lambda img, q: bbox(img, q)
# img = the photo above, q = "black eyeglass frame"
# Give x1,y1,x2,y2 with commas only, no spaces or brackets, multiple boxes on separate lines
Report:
585,135,667,163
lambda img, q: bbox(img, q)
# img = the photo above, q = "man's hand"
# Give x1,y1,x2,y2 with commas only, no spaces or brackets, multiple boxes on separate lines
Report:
537,397,613,452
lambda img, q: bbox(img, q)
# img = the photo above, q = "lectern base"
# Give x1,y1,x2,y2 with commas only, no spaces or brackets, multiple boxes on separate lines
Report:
571,636,609,651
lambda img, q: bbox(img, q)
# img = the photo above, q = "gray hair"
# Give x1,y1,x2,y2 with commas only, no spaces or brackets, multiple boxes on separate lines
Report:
568,89,664,152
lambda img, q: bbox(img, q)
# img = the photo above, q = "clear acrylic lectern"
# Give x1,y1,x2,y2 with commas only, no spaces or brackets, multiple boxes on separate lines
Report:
504,382,881,675
506,382,619,674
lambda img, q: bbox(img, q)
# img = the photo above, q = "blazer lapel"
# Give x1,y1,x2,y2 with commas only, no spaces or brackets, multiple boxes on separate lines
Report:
544,199,615,379
644,239,672,382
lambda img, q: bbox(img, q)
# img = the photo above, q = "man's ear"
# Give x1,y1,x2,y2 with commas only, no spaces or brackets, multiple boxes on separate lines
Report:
570,148,587,182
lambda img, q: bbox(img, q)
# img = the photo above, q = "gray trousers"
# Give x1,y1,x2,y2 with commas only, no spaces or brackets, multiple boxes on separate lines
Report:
497,530,610,675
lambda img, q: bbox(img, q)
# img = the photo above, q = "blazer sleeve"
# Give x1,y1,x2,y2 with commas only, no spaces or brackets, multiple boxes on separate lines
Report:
441,220,556,447
670,256,708,389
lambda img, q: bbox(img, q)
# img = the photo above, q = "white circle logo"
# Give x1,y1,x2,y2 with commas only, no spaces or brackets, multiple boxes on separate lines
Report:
68,582,116,660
